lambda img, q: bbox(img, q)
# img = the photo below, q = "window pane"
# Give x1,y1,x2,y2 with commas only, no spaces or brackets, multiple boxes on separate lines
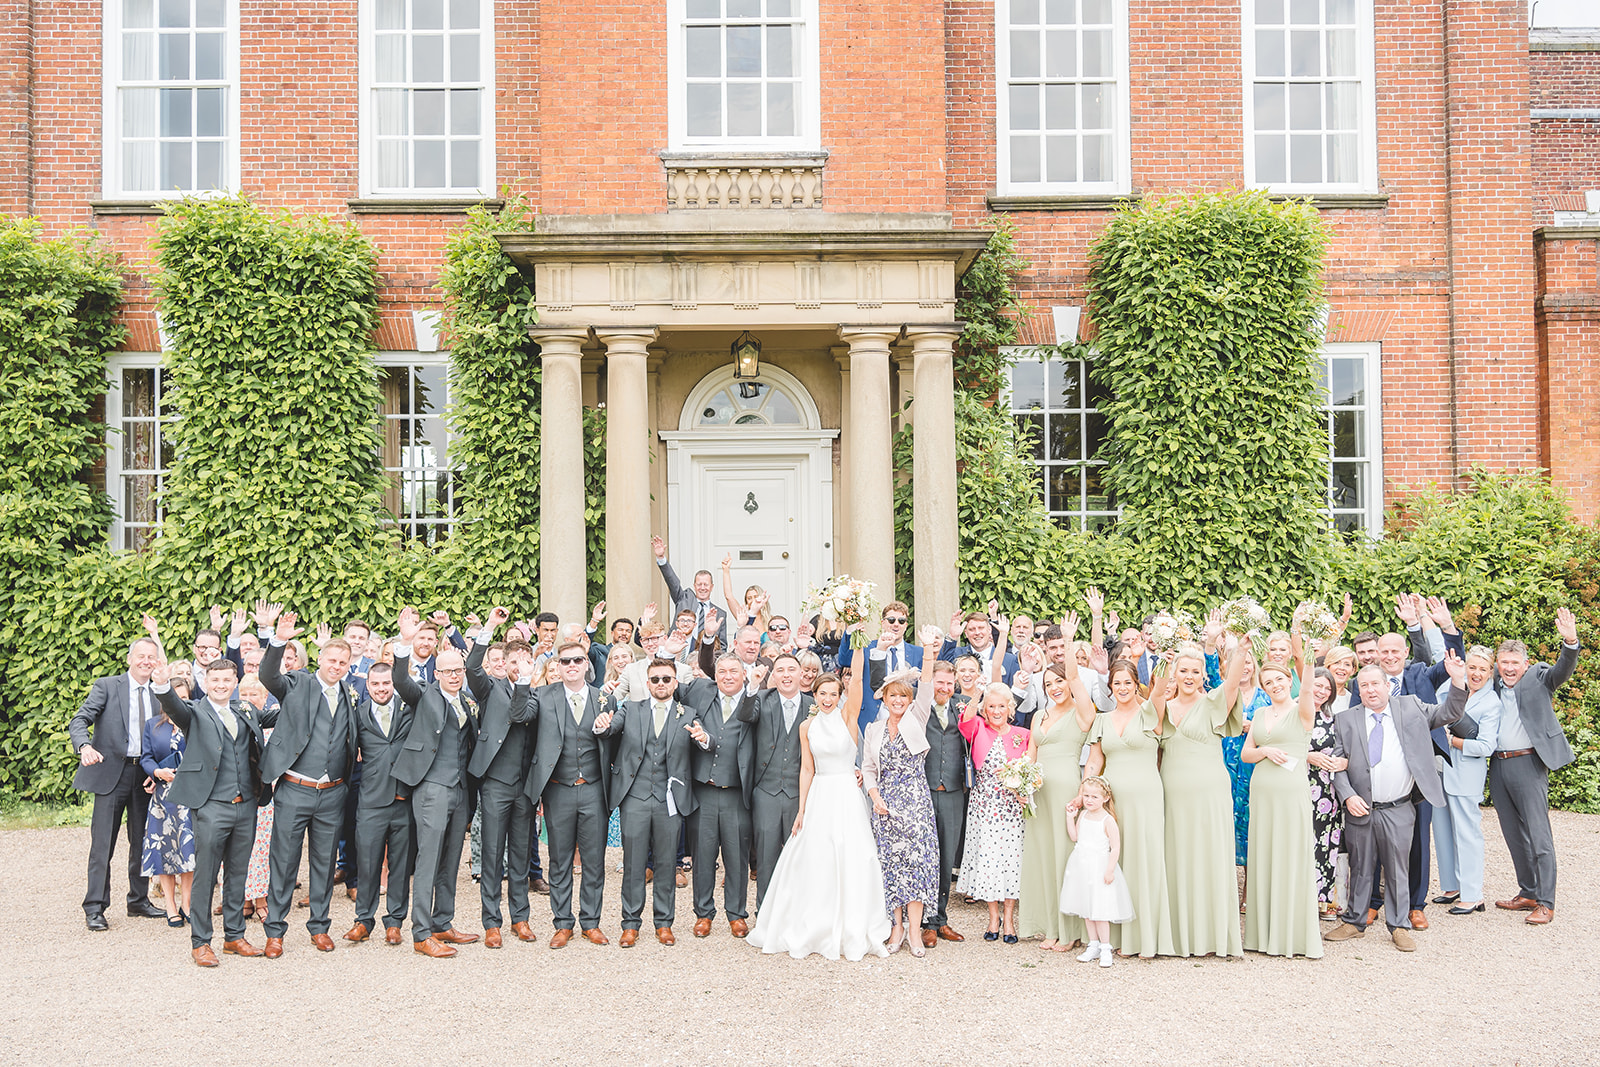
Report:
196,139,223,190
686,26,721,77
450,32,479,81
124,31,156,80
1049,414,1081,461
1018,415,1046,459
1044,82,1074,129
1046,135,1075,183
195,86,224,136
1083,133,1108,181
1288,82,1320,130
1255,133,1287,183
414,141,446,186
194,31,224,79
123,141,158,191
158,32,189,79
1045,0,1075,24
727,25,761,76
1010,30,1040,79
376,0,405,29
765,390,800,423
375,88,407,135
450,138,478,189
1327,132,1357,182
1084,464,1112,510
161,139,192,189
1011,359,1044,410
125,0,155,28
1082,29,1111,78
123,87,158,137
1010,136,1040,183
450,88,479,134
767,24,794,77
1082,82,1108,128
1045,29,1076,78
1289,29,1320,77
1330,462,1364,509
1254,82,1285,130
767,0,792,14
415,0,443,29
1082,0,1109,22
1326,81,1358,129
414,35,445,81
1331,411,1364,458
1256,30,1284,77
1330,357,1364,406
1289,0,1319,24
1050,358,1081,407
449,0,479,30
687,82,721,136
415,367,446,415
726,82,761,136
376,139,407,186
1326,0,1355,23
1050,466,1081,512
727,0,758,14
1009,85,1040,130
1257,0,1284,22
1289,132,1322,183
160,87,192,136
687,0,719,15
376,34,406,81
414,89,446,135
1326,28,1357,76
766,82,794,137
1084,410,1107,459
158,0,188,27
123,420,154,467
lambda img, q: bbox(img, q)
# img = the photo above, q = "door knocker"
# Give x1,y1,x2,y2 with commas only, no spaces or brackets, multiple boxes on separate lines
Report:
744,492,759,514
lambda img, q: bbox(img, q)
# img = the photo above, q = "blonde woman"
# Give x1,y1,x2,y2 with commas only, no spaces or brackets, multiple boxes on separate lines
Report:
720,553,772,634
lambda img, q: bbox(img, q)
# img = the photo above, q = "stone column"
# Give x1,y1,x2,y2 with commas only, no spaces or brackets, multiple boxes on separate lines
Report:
906,325,962,631
596,327,659,623
839,326,901,606
831,346,852,576
532,327,591,626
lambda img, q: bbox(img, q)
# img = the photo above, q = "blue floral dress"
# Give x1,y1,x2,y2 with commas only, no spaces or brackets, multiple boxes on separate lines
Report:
1222,687,1272,866
869,732,940,910
139,722,195,877
1307,707,1344,904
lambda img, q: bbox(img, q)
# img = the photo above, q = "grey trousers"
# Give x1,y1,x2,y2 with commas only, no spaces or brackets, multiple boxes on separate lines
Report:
923,787,968,929
477,776,534,929
751,788,799,910
1491,752,1558,907
264,779,346,939
354,801,412,931
542,781,607,930
190,799,256,948
690,784,750,921
620,795,683,929
1341,799,1415,932
409,780,468,941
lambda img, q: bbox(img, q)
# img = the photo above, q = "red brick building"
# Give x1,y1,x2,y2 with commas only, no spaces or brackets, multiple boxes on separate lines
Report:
1,0,1595,623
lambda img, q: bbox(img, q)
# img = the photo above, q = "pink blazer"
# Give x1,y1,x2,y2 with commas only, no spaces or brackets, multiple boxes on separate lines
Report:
960,715,1030,771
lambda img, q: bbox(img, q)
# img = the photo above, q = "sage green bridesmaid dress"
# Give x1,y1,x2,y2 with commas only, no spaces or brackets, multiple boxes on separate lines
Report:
1160,689,1244,957
1088,703,1173,958
1243,705,1324,958
1018,709,1090,945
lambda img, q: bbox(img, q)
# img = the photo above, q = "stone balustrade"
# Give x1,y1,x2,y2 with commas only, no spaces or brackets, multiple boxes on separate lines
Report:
662,154,827,210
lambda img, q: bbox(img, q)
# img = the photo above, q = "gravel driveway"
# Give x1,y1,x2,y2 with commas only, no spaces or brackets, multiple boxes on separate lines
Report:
5,808,1596,1066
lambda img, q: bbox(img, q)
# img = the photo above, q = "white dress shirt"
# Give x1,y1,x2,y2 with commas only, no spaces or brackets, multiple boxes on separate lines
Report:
125,674,152,756
1364,705,1412,804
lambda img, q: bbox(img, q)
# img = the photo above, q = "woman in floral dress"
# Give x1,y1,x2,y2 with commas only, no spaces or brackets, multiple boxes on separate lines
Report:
1305,667,1347,916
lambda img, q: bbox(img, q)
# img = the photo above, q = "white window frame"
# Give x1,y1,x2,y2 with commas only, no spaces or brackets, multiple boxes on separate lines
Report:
995,0,1131,196
1241,0,1379,193
1003,345,1118,531
105,352,174,550
1319,340,1383,536
357,0,496,198
101,0,241,200
666,0,822,152
376,351,458,543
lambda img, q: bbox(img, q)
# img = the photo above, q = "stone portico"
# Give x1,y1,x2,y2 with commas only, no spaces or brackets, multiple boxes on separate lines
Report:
497,212,990,630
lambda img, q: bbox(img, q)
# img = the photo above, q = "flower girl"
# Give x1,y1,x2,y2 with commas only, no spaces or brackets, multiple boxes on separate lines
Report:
1060,776,1135,968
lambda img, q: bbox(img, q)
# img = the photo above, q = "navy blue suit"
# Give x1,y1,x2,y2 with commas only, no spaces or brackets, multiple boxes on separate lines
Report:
838,642,924,731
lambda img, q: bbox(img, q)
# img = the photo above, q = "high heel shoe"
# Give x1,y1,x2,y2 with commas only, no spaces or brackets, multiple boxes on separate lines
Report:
909,939,926,958
1432,892,1460,905
1448,902,1486,914
887,928,905,954
166,914,185,927
1002,932,1018,944
983,930,999,942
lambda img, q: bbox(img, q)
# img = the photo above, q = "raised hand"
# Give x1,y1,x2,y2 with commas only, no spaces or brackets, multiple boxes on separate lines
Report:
948,611,965,639
150,656,171,687
640,602,658,624
1556,606,1579,646
796,620,815,642
1340,592,1354,626
660,632,688,656
651,535,667,562
1061,610,1080,642
1088,642,1109,672
209,605,224,631
1442,647,1467,686
429,610,452,632
1394,593,1420,627
229,607,248,639
1105,609,1121,635
140,612,161,638
396,606,421,643
1202,609,1223,648
702,607,721,639
751,590,769,613
987,598,1000,620
276,611,302,644
486,606,511,633
750,662,769,688
1084,587,1104,617
721,552,733,570
592,710,614,732
1018,644,1042,674
686,719,709,746
919,624,944,649
589,600,606,627
252,599,283,629
1425,596,1455,631
313,622,333,649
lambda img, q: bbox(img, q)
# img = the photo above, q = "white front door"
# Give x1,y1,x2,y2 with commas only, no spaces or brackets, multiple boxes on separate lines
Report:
693,454,806,619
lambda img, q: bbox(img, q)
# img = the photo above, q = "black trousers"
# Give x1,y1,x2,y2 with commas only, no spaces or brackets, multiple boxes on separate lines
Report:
82,757,153,915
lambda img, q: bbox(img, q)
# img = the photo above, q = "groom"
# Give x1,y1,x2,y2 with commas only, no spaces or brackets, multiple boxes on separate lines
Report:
736,653,812,910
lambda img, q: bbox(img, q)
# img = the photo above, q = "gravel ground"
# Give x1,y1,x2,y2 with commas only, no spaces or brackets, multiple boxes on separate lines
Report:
5,808,1597,1067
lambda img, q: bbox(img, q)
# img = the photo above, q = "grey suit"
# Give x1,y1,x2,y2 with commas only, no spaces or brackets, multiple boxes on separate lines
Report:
602,697,702,930
921,693,971,931
737,687,811,908
68,673,158,917
392,653,478,942
512,681,612,931
465,642,535,931
1491,642,1579,909
352,694,413,933
680,678,753,922
1330,684,1467,931
658,557,731,652
155,686,268,948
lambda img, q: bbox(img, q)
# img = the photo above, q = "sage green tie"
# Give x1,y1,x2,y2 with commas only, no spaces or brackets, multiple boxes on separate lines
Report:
376,702,391,737
653,702,668,737
570,691,584,725
934,702,948,730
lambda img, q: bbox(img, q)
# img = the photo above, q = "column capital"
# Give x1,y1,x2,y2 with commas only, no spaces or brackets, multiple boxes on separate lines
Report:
593,326,661,352
902,322,965,342
529,326,592,354
837,325,903,351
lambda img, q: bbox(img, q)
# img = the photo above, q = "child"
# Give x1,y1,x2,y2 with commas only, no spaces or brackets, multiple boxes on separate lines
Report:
1060,776,1135,967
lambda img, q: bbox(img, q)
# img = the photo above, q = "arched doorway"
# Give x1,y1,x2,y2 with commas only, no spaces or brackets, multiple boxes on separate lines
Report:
659,365,838,618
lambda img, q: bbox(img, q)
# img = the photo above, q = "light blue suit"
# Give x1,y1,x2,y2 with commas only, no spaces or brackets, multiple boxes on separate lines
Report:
1432,684,1500,903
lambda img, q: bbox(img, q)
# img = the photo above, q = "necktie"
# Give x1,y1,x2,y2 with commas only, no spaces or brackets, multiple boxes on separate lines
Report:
653,702,668,737
1369,711,1385,768
570,691,584,725
1389,675,1401,698
890,647,900,673
934,702,948,730
782,699,797,733
324,685,338,720
447,695,466,728
721,695,733,723
216,703,238,740
376,702,391,737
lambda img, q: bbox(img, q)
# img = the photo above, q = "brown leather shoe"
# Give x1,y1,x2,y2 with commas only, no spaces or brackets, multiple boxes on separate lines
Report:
414,936,457,958
937,925,964,942
1322,922,1365,942
619,929,639,948
729,918,749,938
332,868,348,885
675,869,688,888
530,877,550,894
384,927,402,945
582,928,609,945
511,921,537,942
223,938,263,957
435,928,480,945
484,927,503,949
311,933,335,952
192,945,219,967
1496,896,1538,911
656,926,675,945
694,918,712,938
1526,905,1554,925
1391,928,1416,952
296,891,310,908
645,867,654,883
549,928,574,949
264,937,283,959
921,929,938,949
346,886,357,901
1409,909,1429,931
1364,907,1381,925
343,923,370,943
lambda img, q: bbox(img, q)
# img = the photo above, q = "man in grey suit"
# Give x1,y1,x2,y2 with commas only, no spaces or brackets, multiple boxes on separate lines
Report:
151,657,270,966
68,637,167,930
916,658,971,949
342,661,414,947
737,653,812,909
391,607,480,957
258,610,360,959
465,609,539,948
597,659,711,946
1490,607,1581,926
680,653,754,938
511,639,613,948
652,534,730,653
1325,652,1468,952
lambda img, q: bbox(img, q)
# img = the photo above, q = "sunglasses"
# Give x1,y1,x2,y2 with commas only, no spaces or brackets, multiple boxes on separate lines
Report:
883,616,908,625
648,675,676,684
769,624,789,632
558,656,587,665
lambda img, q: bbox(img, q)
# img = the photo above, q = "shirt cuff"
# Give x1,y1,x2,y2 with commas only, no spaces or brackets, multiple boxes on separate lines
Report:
393,642,413,659
868,649,886,660
150,682,172,695
269,636,285,648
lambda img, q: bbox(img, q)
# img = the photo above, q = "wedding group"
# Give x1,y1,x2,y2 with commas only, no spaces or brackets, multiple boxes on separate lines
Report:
67,536,1581,968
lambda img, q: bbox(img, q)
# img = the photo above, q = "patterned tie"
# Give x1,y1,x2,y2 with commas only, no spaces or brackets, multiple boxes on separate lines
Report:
653,702,668,737
1389,675,1401,698
376,702,391,737
570,690,584,725
1369,711,1385,768
782,699,797,733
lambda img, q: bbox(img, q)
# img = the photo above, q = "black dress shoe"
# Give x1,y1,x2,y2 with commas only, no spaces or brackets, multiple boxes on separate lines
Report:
1432,892,1460,905
86,912,109,932
127,902,167,919
1448,902,1486,915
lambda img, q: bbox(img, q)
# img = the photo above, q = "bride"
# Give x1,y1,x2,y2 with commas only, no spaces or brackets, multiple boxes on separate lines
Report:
748,651,891,961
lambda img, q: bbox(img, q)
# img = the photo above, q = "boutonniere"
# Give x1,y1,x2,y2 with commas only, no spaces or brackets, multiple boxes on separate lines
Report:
674,704,686,720
464,695,478,714
346,684,358,703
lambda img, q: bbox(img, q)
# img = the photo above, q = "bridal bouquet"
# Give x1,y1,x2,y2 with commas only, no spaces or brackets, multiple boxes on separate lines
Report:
801,575,880,649
1220,597,1273,662
1146,610,1197,655
998,757,1045,819
1292,599,1342,643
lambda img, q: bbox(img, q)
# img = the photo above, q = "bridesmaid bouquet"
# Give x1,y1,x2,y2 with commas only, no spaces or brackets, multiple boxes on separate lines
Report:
1220,596,1273,662
1292,599,1342,643
998,757,1045,818
1146,610,1197,656
801,575,880,649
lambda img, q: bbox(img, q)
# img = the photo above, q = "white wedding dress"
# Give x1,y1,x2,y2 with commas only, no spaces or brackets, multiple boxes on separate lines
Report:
747,709,892,961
